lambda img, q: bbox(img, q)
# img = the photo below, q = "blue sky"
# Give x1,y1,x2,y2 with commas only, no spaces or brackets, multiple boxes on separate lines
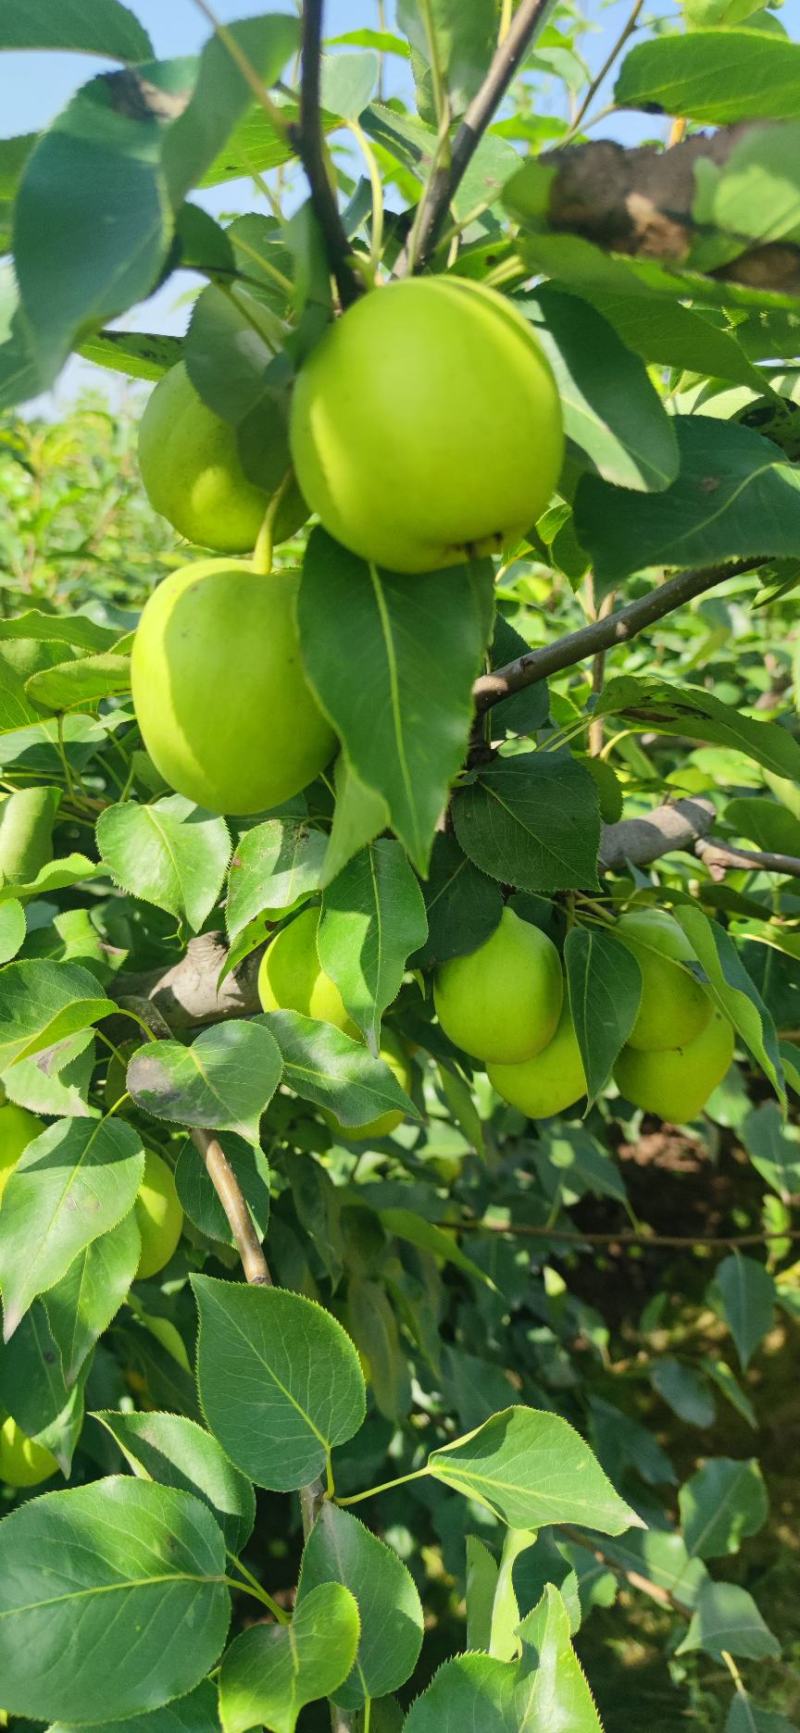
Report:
4,0,798,410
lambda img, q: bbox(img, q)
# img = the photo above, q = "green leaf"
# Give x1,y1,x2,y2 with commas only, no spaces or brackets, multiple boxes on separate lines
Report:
741,1101,800,1198
413,831,502,967
348,1277,411,1424
397,0,498,122
226,818,326,942
0,0,153,58
528,288,679,492
319,840,428,1049
597,676,800,786
298,529,494,874
220,1581,360,1733
0,1478,230,1722
714,1253,776,1369
725,796,800,855
13,60,193,392
94,1410,255,1551
679,1457,768,1558
25,651,131,711
599,1528,709,1610
575,418,800,584
565,927,642,1103
193,1275,366,1490
44,1211,141,1385
0,1117,145,1339
48,1680,222,1733
0,897,25,962
1,1030,96,1118
0,853,99,905
321,756,389,889
162,15,298,206
674,905,784,1099
0,610,120,654
515,1585,604,1730
403,1653,517,1733
428,1406,640,1534
298,1503,424,1708
78,328,182,382
127,1022,282,1143
690,121,800,277
466,1534,499,1650
726,1694,798,1732
615,30,800,122
0,959,113,1069
701,1357,758,1430
97,797,231,935
379,1207,496,1290
0,1299,71,1438
261,1010,418,1128
651,1357,716,1428
321,50,380,119
452,752,601,893
677,1581,781,1660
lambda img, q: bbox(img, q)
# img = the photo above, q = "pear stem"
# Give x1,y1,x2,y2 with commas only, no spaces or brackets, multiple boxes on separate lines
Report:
253,469,294,574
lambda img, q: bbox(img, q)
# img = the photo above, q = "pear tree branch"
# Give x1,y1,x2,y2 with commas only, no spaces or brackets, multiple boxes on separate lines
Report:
473,558,761,710
289,0,362,308
399,0,555,274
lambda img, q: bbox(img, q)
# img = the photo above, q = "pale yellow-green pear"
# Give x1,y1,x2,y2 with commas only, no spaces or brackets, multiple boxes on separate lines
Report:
616,908,712,1052
488,1002,587,1119
135,1149,184,1280
258,906,357,1035
290,277,564,574
0,1103,42,1204
0,1415,58,1488
0,787,59,884
434,908,563,1064
131,561,335,815
138,362,306,552
614,1010,735,1122
325,1029,412,1143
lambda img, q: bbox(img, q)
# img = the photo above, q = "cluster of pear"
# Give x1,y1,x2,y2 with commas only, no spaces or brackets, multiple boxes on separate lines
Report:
434,906,735,1124
435,909,588,1117
0,1101,183,1487
257,906,411,1141
133,278,564,818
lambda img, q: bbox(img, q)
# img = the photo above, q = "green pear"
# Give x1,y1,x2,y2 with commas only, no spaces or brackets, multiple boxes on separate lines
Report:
614,1010,735,1122
258,906,357,1035
488,1002,587,1118
0,787,59,884
134,1149,184,1280
325,1029,412,1142
138,362,306,552
131,560,336,815
0,1414,58,1488
616,908,712,1052
0,1103,42,1204
434,907,563,1064
290,276,563,573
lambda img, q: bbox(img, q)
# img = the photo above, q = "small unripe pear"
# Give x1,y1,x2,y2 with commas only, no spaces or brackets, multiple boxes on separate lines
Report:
135,1149,184,1280
131,560,336,816
138,362,306,552
0,787,59,884
0,1414,58,1488
488,1003,586,1119
325,1030,412,1142
616,909,712,1052
258,906,357,1035
614,1010,735,1122
0,1103,42,1204
434,908,562,1064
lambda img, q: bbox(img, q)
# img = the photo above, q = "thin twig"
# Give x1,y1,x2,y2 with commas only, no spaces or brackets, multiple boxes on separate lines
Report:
696,836,800,881
473,559,761,711
399,0,554,274
565,0,645,138
457,1221,800,1250
190,1129,271,1285
289,0,361,309
588,581,615,757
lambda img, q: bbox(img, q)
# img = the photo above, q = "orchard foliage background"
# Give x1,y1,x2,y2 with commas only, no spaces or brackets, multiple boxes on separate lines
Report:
2,0,800,1730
